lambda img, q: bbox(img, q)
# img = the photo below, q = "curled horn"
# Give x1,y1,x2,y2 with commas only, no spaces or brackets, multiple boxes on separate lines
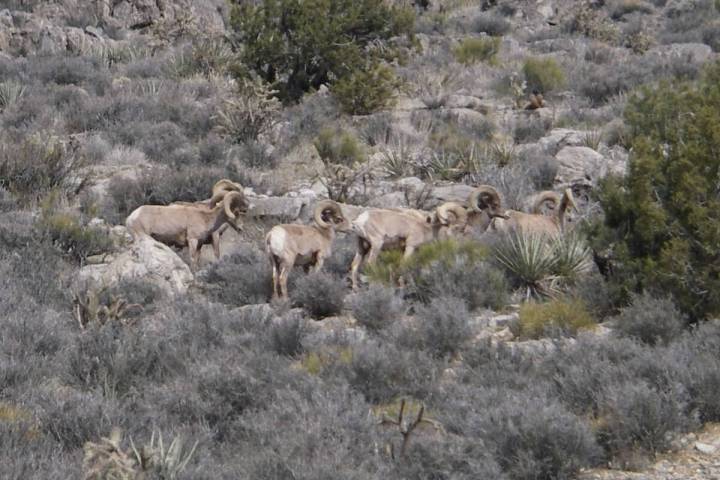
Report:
209,179,243,207
223,191,247,220
435,202,468,226
532,191,562,215
314,199,343,229
468,185,502,215
558,188,577,230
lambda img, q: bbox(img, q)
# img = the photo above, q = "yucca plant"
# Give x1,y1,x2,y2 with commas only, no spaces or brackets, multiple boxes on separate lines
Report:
582,130,603,151
380,139,414,178
0,82,25,111
551,231,594,280
493,231,559,299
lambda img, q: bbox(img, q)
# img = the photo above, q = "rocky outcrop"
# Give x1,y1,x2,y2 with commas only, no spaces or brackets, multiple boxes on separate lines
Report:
78,236,193,297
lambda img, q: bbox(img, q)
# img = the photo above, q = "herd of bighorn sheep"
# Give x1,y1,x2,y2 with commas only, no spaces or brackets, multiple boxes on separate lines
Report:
126,179,576,299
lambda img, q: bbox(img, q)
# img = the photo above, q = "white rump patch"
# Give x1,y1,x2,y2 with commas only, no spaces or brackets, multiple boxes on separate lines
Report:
268,228,287,254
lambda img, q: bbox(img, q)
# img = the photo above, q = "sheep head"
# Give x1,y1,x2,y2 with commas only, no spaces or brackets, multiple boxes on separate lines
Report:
434,201,468,238
314,200,349,231
208,179,244,207
468,185,508,219
223,191,249,231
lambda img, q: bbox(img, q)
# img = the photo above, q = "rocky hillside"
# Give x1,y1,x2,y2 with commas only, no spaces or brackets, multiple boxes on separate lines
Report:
1,0,720,478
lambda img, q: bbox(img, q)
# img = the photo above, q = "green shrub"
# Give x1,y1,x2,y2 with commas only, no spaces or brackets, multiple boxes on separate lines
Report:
365,239,507,310
313,128,366,167
592,61,720,320
453,37,501,65
518,299,596,339
522,57,566,93
332,63,400,115
230,0,414,102
38,211,113,264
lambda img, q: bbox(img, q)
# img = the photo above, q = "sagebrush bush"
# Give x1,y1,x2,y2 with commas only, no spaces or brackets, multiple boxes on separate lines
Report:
203,244,273,306
518,299,596,339
522,57,566,93
472,14,511,36
332,63,400,115
268,314,308,357
453,37,501,65
292,271,346,318
597,380,693,456
350,284,405,332
413,296,472,358
613,293,685,345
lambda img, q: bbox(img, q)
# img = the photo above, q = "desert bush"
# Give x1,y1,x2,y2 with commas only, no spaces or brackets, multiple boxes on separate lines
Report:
592,62,720,320
38,210,114,264
215,77,281,143
412,296,472,358
527,154,559,189
565,3,620,43
395,437,507,479
313,127,366,167
230,0,414,102
332,63,401,115
596,380,693,456
472,14,511,36
203,244,273,306
453,37,501,65
268,314,308,357
609,0,654,20
292,271,346,319
522,57,566,93
569,271,618,319
0,135,85,198
474,394,602,480
344,340,437,403
350,284,405,332
234,139,277,169
703,22,720,51
613,293,685,345
518,299,596,339
513,116,552,143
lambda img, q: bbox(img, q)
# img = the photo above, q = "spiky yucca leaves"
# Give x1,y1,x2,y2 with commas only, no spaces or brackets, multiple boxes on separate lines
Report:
493,231,593,298
0,81,25,111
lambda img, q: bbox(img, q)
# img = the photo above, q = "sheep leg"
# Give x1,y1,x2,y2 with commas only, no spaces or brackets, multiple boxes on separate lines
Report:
270,258,280,300
279,264,291,299
312,255,324,273
211,231,221,260
350,239,371,290
188,238,200,272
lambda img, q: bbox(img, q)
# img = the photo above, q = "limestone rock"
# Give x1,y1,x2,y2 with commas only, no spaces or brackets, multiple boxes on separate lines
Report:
78,237,193,297
554,146,608,188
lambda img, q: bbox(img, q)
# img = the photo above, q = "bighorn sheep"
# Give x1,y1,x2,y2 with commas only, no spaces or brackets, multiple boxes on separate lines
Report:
170,179,245,259
349,203,467,290
472,185,576,236
126,191,248,271
266,200,349,299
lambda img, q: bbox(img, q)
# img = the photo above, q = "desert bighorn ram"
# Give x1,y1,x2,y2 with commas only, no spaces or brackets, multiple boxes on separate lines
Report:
349,203,467,290
126,191,248,271
170,179,245,259
471,185,576,236
266,200,349,300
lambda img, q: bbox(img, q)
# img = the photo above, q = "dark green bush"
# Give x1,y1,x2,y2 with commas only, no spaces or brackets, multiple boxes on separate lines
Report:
39,211,113,264
230,0,414,102
592,61,720,320
522,57,566,93
453,37,501,65
332,63,400,115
